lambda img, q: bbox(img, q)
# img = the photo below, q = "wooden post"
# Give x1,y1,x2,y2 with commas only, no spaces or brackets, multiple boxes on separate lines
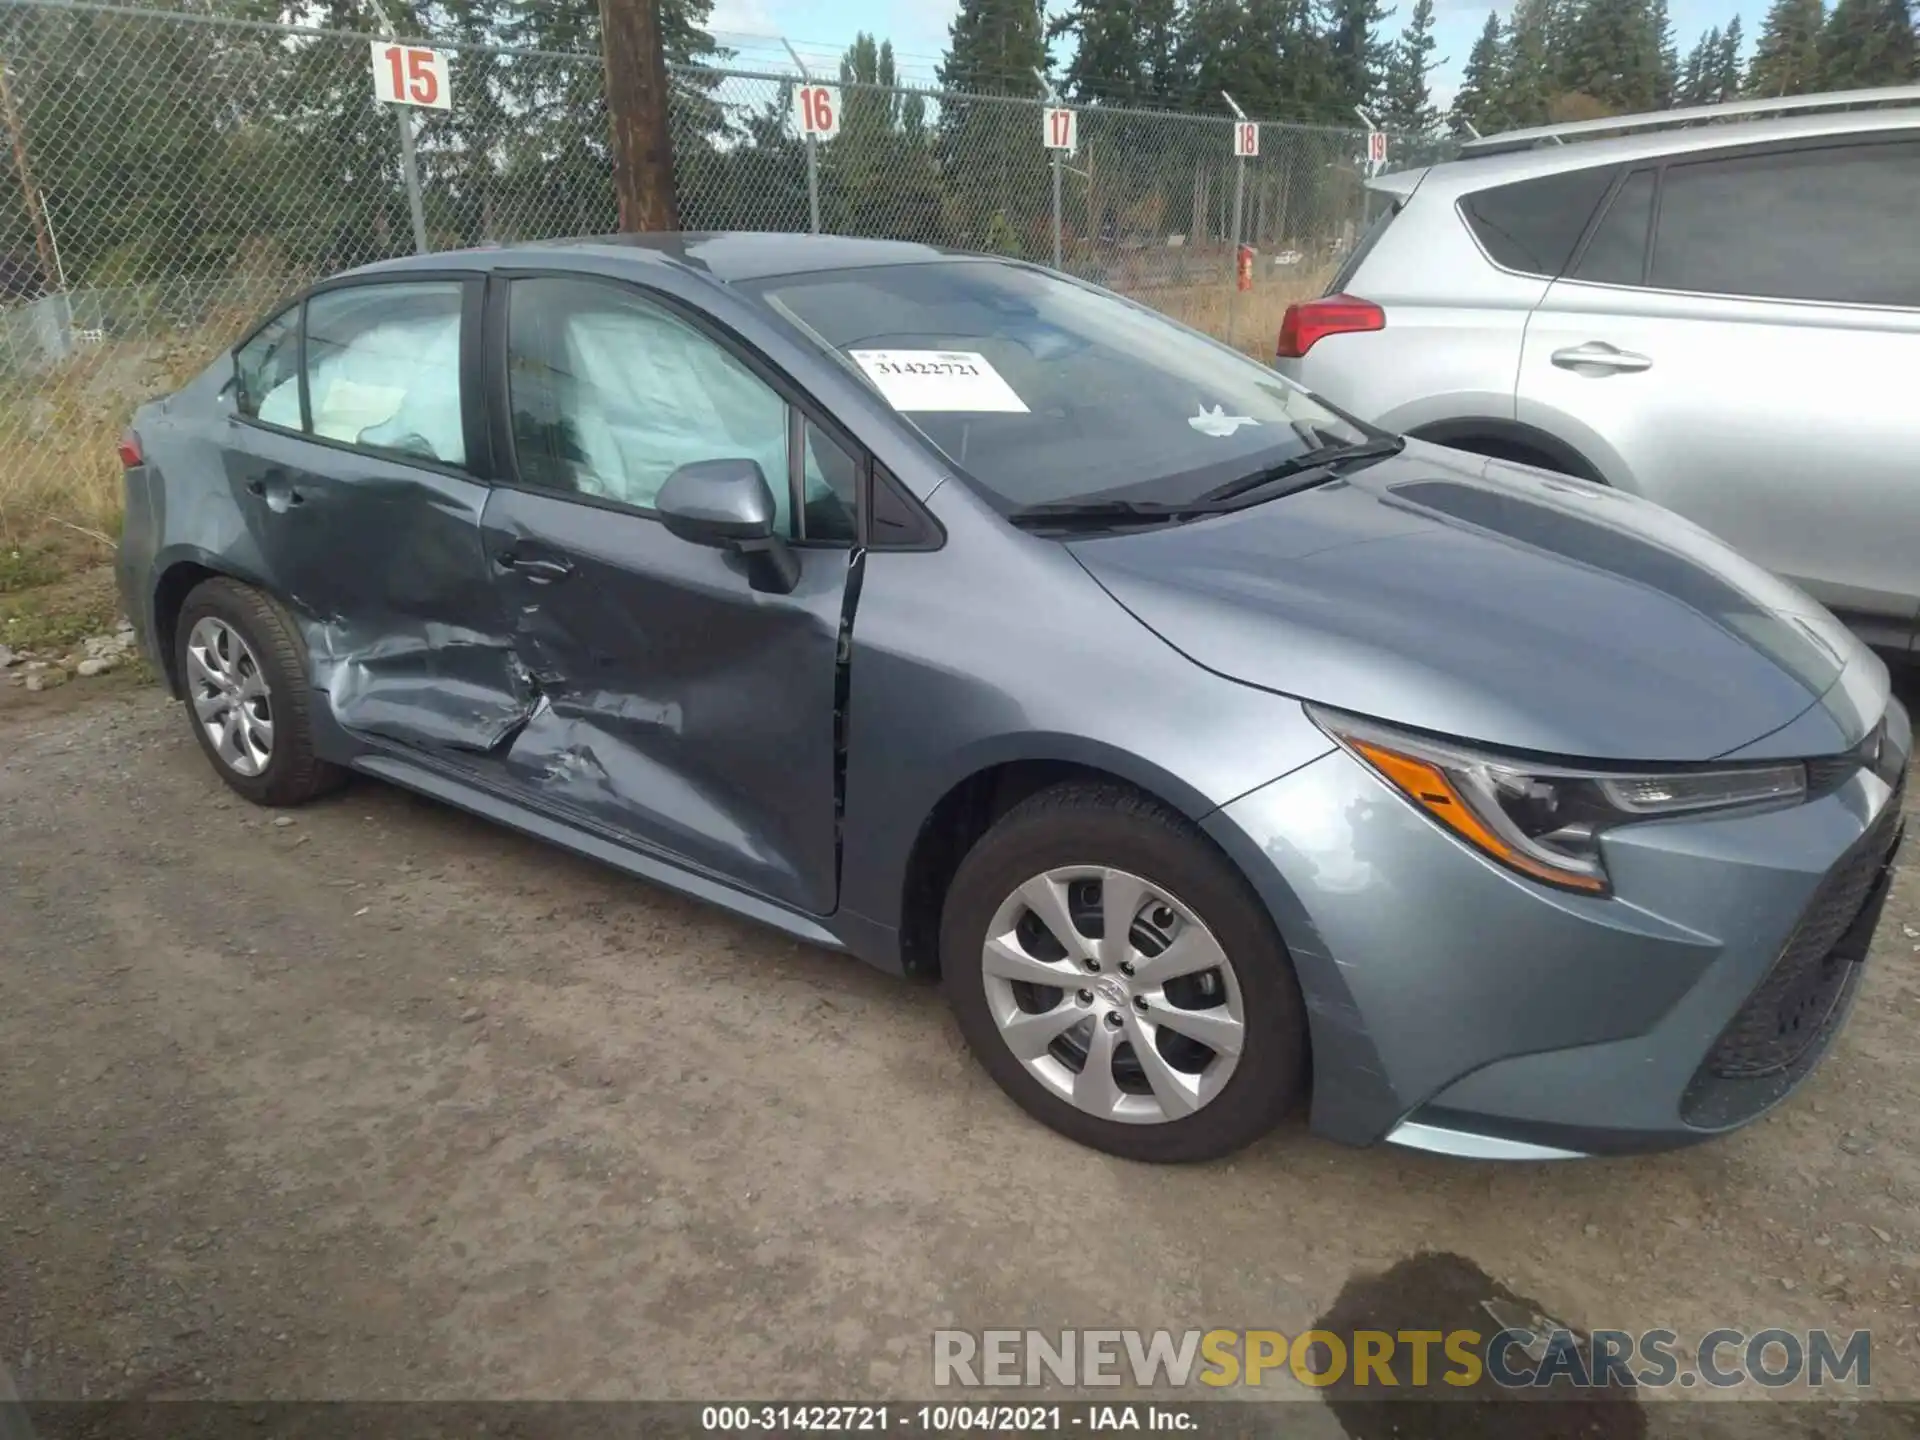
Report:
0,57,59,296
599,0,678,232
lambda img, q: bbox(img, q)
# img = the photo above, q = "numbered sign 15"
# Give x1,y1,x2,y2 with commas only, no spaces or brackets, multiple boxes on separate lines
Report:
371,42,451,110
1233,121,1259,158
1368,130,1388,165
1043,107,1077,153
797,84,842,140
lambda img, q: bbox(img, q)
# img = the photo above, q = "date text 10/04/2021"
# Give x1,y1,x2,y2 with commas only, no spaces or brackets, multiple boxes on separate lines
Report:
700,1406,1197,1432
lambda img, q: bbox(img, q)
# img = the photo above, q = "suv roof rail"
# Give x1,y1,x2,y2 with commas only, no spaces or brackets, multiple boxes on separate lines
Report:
1456,83,1920,157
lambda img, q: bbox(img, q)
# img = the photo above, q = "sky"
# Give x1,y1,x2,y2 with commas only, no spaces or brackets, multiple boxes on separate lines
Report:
707,0,1771,112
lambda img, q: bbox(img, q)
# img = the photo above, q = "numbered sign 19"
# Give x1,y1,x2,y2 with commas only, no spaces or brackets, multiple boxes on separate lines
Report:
1043,107,1077,153
797,84,842,140
1368,130,1388,165
1233,121,1259,158
371,42,451,110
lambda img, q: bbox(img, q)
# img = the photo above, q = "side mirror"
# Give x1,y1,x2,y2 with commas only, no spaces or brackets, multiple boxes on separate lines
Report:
655,458,799,595
657,458,778,546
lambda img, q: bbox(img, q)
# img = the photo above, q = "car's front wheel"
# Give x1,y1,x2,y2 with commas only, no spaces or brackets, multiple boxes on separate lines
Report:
174,577,345,808
941,783,1308,1161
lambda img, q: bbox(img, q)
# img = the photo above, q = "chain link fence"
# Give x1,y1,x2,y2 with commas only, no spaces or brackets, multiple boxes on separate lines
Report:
0,0,1449,537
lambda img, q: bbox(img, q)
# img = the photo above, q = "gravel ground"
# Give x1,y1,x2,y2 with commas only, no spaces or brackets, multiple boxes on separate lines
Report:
2,675,1918,1432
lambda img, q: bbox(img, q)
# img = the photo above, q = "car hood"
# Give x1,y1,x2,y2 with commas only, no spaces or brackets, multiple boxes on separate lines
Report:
1068,443,1874,762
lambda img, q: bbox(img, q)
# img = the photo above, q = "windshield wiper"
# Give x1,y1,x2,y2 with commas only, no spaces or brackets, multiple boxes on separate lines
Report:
1197,435,1406,506
1007,499,1203,531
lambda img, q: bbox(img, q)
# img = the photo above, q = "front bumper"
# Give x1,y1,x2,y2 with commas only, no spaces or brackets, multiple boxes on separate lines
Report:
1205,710,1909,1156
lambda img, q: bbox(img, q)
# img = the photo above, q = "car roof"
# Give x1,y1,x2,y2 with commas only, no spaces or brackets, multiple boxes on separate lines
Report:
1380,107,1920,199
342,232,981,285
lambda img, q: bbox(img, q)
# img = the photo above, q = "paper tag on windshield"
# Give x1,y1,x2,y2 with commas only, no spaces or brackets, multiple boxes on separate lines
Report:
850,350,1029,413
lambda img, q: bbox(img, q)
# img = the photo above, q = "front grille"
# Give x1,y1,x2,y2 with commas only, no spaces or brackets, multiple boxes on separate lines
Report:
1699,777,1904,1082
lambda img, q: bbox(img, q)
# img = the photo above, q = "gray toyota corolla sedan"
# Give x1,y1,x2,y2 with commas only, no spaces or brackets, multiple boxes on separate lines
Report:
118,234,1908,1163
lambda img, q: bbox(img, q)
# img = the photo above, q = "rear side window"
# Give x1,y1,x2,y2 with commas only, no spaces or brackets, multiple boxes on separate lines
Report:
234,307,299,426
1570,169,1655,286
304,281,466,465
1650,140,1920,307
1460,166,1615,277
1327,198,1400,295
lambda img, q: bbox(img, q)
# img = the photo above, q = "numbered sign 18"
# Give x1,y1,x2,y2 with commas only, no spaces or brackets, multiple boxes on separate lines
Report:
1043,107,1077,152
1368,130,1388,165
1233,121,1259,158
371,42,451,110
797,84,842,139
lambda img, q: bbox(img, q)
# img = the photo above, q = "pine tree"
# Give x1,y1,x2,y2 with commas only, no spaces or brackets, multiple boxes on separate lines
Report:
1450,11,1507,135
1650,0,1680,104
1716,16,1745,98
1321,0,1393,113
1562,0,1666,114
1748,0,1826,95
1677,25,1721,103
1502,0,1559,126
937,0,1050,251
1820,0,1918,87
1380,0,1441,133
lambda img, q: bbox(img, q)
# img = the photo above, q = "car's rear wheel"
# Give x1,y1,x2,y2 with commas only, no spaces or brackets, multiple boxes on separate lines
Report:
175,577,345,808
941,783,1308,1161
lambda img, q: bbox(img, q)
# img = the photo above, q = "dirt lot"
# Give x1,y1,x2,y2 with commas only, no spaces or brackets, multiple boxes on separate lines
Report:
2,673,1919,1432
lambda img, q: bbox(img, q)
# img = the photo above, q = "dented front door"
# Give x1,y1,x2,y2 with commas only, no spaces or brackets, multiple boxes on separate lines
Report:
479,488,849,915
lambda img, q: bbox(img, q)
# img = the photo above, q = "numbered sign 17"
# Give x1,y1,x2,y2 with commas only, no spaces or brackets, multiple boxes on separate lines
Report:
371,42,451,110
797,84,842,140
1043,107,1077,153
1233,121,1259,158
1368,130,1388,165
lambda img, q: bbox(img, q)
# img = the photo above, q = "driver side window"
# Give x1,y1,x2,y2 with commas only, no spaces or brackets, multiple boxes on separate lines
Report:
505,276,855,541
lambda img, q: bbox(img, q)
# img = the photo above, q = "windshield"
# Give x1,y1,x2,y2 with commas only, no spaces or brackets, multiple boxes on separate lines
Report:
751,260,1373,511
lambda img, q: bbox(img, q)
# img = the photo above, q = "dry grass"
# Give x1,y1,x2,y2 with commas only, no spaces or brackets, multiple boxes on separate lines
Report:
1134,269,1333,357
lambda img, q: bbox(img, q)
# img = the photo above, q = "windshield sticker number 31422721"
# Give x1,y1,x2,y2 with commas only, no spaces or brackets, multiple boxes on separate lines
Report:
850,349,1030,414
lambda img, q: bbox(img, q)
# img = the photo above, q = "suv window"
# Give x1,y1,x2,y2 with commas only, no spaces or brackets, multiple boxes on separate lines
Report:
235,306,300,426
1328,197,1399,295
303,281,466,465
505,276,853,540
1650,140,1920,307
1460,166,1615,277
1570,169,1655,287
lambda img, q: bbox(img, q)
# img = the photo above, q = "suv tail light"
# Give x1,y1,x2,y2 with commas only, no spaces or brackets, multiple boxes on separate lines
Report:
1277,295,1384,359
117,430,144,468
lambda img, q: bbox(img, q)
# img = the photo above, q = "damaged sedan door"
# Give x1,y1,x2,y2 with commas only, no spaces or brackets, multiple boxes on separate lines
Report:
477,274,861,916
225,275,531,751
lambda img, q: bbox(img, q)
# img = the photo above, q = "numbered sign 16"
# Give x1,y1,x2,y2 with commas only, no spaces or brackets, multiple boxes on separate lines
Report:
371,42,451,110
1368,130,1388,165
1043,107,1077,153
1233,121,1259,158
797,84,842,140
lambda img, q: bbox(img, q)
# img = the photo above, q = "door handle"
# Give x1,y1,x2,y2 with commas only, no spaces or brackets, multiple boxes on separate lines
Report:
1551,342,1652,375
495,551,575,583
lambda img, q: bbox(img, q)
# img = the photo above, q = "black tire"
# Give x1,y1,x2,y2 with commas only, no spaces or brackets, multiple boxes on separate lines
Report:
941,782,1308,1162
174,577,346,808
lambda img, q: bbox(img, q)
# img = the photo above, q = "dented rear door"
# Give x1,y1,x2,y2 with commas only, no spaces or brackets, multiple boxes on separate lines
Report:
476,272,856,915
228,273,531,752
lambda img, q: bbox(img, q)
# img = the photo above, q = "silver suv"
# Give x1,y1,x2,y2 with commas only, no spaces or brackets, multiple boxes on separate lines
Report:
1275,93,1920,654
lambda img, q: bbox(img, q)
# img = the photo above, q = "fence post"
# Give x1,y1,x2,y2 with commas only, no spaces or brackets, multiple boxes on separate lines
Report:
395,106,428,254
783,40,821,234
1222,93,1247,349
1036,71,1062,271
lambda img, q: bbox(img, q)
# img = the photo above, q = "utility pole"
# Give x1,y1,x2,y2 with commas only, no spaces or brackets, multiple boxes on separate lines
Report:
600,0,679,231
0,57,59,299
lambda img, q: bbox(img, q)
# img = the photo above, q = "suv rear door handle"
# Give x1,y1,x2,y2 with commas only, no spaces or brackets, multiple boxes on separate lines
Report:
1552,342,1652,375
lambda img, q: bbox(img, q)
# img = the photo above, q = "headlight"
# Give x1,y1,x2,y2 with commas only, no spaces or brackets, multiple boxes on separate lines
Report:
1309,708,1807,894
